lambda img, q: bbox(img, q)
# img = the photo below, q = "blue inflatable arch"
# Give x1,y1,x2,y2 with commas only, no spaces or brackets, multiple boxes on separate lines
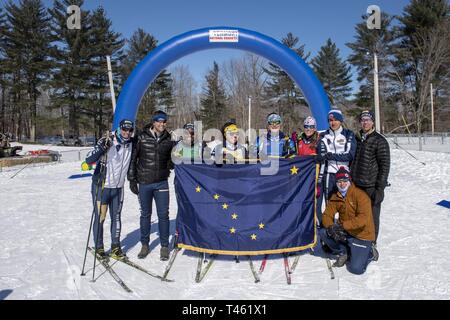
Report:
113,27,330,131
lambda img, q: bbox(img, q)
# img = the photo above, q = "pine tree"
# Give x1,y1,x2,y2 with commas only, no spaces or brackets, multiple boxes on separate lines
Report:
346,13,395,111
49,0,92,138
396,0,450,93
263,32,310,132
4,0,54,141
311,38,352,106
200,62,227,130
1,4,26,139
0,7,7,133
0,8,5,55
399,0,449,43
121,28,172,129
395,0,450,133
86,7,124,139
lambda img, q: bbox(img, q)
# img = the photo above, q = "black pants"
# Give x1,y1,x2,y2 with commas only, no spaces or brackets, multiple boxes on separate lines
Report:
358,186,382,243
372,201,381,242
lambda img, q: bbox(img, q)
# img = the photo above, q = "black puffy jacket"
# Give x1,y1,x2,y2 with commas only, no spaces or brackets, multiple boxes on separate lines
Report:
350,129,390,189
127,124,175,185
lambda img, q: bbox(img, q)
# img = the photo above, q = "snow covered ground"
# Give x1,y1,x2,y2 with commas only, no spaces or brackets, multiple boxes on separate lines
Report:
0,145,449,300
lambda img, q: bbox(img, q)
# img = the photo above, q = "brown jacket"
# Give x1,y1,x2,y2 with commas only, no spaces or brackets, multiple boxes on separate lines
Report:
322,184,375,241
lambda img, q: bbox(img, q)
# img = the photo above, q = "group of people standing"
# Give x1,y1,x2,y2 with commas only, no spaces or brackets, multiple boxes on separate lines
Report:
86,111,175,262
85,107,390,275
303,109,390,274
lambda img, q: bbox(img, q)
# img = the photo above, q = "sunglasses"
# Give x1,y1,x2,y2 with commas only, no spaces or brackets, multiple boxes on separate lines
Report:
121,127,134,132
268,121,281,125
304,125,316,129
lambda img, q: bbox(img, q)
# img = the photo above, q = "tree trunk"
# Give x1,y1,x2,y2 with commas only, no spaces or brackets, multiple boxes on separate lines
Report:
17,107,22,141
1,83,5,133
30,91,37,142
69,103,79,137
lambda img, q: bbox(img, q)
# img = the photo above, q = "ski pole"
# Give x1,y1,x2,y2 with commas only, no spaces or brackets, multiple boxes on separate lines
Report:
382,133,426,166
81,148,108,276
9,156,38,179
91,153,108,282
80,200,96,276
89,55,116,279
80,159,105,276
91,204,103,282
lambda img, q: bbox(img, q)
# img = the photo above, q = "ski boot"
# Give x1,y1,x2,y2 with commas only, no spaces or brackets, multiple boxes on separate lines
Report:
110,244,127,261
160,246,170,261
95,246,108,261
371,242,379,262
138,244,150,259
333,253,348,268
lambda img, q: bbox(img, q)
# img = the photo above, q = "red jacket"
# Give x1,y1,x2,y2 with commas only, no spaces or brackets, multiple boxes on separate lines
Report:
296,132,319,156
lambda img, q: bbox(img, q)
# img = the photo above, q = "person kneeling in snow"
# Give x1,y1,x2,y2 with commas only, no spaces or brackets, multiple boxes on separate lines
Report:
85,119,135,261
319,166,375,275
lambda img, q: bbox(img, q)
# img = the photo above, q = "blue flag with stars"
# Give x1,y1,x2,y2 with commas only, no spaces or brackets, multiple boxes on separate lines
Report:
174,157,318,255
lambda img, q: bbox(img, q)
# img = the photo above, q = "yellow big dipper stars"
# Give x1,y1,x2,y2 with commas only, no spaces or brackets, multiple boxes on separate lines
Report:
203,189,264,243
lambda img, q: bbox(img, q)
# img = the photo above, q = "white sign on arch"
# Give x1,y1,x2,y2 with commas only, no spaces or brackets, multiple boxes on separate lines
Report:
209,29,239,42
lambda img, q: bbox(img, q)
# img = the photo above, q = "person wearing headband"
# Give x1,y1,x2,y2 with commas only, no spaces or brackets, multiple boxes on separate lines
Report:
253,112,295,159
127,110,176,261
296,116,320,156
85,119,135,261
208,120,248,164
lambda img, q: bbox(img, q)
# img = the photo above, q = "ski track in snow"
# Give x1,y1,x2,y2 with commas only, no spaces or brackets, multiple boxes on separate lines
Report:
0,148,449,299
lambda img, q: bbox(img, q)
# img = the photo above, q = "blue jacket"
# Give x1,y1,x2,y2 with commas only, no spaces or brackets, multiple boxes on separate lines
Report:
254,131,296,158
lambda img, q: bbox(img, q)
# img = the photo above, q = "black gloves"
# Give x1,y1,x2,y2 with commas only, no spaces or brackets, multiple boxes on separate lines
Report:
97,134,112,151
129,180,139,195
315,152,332,163
314,153,324,163
327,223,347,243
366,187,385,205
373,188,384,205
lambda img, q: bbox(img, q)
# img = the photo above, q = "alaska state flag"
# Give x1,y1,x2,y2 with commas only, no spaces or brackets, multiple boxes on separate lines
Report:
174,157,318,255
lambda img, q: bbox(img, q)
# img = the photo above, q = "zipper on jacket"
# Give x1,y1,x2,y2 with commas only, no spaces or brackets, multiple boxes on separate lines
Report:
155,138,159,178
332,129,338,171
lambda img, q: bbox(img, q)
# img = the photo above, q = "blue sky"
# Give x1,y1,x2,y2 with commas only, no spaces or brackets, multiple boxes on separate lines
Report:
7,0,411,92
